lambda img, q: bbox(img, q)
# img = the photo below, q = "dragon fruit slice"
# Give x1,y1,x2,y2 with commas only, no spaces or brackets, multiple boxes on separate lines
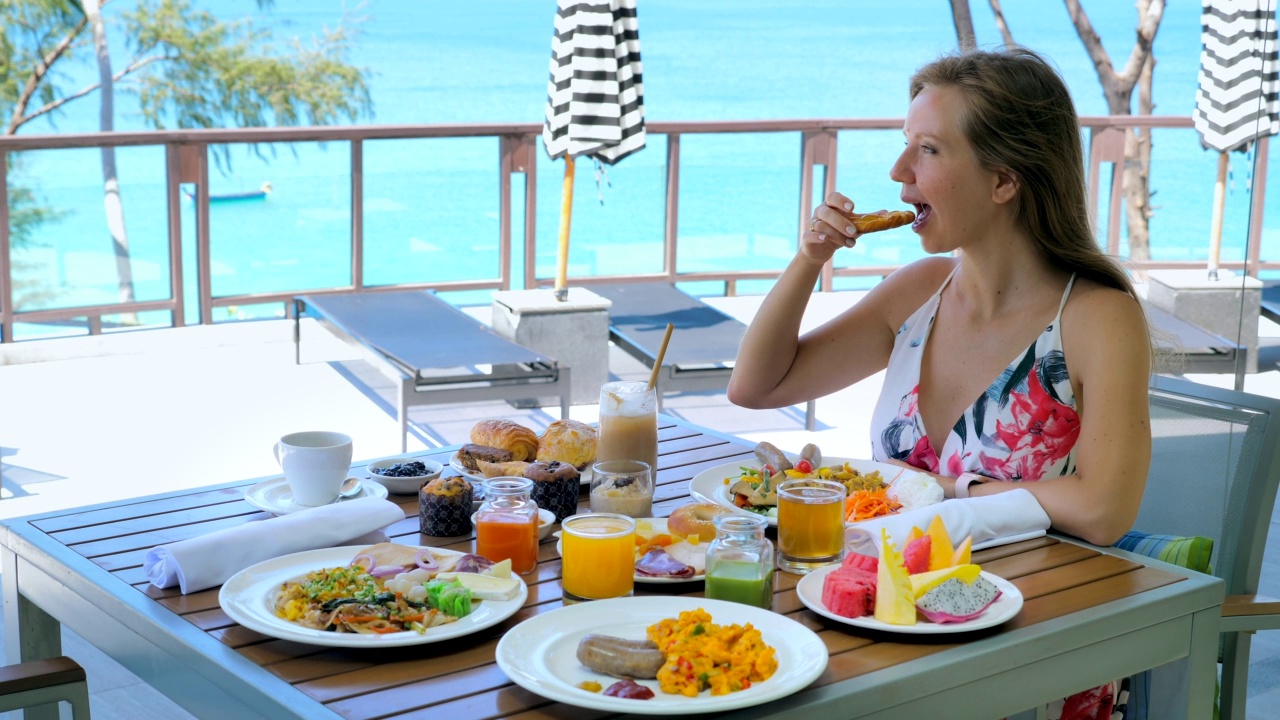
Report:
915,576,1001,623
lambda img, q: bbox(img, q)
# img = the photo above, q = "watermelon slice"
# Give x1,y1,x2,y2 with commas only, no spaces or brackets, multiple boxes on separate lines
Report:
902,535,932,574
842,552,879,574
822,570,876,618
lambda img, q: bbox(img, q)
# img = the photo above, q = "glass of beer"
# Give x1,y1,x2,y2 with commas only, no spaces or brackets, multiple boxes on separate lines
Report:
560,513,636,602
596,381,658,473
776,478,845,574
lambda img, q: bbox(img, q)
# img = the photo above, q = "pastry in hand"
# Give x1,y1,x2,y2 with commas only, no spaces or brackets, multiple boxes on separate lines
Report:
537,419,599,469
470,419,539,462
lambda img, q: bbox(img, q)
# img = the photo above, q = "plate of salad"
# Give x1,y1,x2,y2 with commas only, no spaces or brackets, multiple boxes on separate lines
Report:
687,443,939,527
219,544,527,647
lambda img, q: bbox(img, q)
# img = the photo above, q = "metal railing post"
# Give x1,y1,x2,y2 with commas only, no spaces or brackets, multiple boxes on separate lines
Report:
0,153,11,342
195,144,212,325
800,129,837,292
351,139,364,294
164,144,185,328
663,133,681,281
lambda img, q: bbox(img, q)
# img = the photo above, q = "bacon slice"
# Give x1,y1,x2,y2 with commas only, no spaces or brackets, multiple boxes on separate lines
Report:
633,547,695,578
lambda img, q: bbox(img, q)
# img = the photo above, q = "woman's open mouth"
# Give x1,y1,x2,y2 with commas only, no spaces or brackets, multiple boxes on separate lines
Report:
912,203,931,229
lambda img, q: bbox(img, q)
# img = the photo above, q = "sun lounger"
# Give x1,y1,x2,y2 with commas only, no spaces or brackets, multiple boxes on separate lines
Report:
294,291,570,451
589,282,818,428
1144,301,1247,389
1262,280,1280,325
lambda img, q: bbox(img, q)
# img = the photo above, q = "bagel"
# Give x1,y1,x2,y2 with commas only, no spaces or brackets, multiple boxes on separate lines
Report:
667,502,734,542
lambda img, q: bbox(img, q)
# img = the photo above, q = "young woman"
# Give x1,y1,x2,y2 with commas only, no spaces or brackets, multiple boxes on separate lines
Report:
727,47,1152,549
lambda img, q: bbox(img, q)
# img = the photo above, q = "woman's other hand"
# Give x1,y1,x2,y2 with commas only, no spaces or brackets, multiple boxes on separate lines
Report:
802,191,861,264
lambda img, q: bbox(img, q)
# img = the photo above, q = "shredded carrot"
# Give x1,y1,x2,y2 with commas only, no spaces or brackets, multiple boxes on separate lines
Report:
844,487,902,522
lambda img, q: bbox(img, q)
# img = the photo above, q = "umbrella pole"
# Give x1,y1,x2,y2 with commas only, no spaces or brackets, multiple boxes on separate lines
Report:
555,156,575,301
1208,152,1228,281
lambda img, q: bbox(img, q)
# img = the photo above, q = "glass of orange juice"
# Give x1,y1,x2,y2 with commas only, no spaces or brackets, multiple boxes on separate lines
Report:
560,513,636,602
776,478,845,574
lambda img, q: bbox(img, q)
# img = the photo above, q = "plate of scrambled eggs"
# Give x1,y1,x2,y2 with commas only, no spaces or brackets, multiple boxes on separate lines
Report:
495,596,827,714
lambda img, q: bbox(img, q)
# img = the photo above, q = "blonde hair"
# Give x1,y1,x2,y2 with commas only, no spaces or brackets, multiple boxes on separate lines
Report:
910,48,1153,353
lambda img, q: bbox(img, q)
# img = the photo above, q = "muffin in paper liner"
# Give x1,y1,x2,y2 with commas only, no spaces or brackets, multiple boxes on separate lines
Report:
420,476,474,537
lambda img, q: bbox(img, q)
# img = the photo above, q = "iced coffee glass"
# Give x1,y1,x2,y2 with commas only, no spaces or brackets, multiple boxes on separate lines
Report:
596,381,658,473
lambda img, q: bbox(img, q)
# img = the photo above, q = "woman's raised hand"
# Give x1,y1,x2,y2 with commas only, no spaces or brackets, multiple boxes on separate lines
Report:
802,191,861,263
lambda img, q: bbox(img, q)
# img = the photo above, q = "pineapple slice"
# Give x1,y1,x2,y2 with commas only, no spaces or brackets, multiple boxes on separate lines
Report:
875,529,918,625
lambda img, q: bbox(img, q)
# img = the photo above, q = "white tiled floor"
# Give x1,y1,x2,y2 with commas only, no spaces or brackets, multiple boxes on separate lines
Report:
3,294,1280,718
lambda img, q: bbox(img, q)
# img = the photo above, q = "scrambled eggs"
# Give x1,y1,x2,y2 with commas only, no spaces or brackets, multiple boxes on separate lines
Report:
646,608,778,697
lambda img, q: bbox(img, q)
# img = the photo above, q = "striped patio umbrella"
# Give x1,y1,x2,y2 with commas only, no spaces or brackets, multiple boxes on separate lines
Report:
543,0,646,300
1193,0,1279,277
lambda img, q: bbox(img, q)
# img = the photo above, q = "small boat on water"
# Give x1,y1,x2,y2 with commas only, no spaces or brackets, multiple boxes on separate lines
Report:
184,181,273,202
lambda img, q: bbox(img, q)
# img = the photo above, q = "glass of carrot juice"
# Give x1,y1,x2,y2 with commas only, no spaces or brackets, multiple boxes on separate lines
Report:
560,513,636,602
776,478,846,575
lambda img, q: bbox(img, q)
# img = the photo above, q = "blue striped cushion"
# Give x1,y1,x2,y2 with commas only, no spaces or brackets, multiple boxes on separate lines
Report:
1114,532,1214,575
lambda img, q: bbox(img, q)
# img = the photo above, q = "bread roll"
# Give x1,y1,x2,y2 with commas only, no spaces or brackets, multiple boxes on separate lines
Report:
537,419,599,469
470,419,539,461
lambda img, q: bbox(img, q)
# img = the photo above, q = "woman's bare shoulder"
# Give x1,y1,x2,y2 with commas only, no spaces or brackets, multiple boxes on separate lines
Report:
868,256,957,324
1062,278,1150,369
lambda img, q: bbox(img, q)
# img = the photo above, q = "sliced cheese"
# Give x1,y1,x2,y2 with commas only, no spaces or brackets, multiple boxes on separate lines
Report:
435,572,521,601
488,558,513,580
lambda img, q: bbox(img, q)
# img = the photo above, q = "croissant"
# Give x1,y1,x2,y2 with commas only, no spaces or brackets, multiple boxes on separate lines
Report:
850,209,915,234
537,419,599,469
470,419,539,462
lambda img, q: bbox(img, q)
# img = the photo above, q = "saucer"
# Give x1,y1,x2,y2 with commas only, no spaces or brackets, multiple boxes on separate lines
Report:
244,477,389,515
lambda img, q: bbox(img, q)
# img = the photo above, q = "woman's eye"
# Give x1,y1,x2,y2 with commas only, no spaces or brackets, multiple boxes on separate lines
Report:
921,145,936,154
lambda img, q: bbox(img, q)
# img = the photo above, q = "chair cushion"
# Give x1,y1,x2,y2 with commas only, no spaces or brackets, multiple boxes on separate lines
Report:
1114,531,1214,575
1111,532,1216,720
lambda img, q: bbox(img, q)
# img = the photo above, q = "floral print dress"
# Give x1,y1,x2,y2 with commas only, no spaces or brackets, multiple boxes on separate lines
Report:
870,269,1127,720
870,268,1081,484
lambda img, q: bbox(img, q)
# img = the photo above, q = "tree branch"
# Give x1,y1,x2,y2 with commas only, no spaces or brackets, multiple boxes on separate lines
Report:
7,15,90,135
1062,0,1118,89
989,0,1015,47
949,0,977,51
9,54,173,133
1113,0,1164,89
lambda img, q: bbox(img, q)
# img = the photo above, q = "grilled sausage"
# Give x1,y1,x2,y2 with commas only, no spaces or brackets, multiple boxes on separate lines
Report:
799,443,822,468
576,634,665,679
754,441,793,473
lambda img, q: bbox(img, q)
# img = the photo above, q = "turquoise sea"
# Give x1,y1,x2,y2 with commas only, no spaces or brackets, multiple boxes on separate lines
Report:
6,0,1272,334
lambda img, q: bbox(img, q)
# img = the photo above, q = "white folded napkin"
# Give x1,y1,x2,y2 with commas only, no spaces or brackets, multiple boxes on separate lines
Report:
144,496,404,594
843,489,1051,557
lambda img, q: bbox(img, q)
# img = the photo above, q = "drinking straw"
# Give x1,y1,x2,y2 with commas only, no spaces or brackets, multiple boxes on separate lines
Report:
647,322,675,391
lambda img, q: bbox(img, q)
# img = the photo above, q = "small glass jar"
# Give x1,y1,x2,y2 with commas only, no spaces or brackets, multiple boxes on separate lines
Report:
475,477,539,575
704,514,774,609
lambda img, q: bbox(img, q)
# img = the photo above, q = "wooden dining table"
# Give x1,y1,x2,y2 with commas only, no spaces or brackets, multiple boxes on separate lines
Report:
2,416,1223,720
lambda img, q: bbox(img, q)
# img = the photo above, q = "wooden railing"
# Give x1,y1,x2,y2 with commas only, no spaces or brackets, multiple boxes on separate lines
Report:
0,116,1273,342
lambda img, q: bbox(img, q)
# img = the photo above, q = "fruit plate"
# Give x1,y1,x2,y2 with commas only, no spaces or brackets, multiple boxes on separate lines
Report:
794,564,1023,634
449,452,594,486
688,456,929,527
495,595,827,714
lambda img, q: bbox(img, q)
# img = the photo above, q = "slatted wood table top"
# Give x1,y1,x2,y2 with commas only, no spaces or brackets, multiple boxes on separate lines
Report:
1,417,1225,720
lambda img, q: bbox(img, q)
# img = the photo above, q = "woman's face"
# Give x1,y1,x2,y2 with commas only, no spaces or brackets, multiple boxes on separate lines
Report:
890,84,1004,254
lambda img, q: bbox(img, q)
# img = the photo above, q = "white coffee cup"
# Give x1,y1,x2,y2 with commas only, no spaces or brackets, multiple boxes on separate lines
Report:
273,431,354,506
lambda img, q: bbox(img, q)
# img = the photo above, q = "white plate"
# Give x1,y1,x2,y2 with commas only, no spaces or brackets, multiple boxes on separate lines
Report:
688,456,929,527
553,517,706,584
795,564,1023,634
495,596,827,714
218,545,527,648
243,477,389,515
450,452,594,485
